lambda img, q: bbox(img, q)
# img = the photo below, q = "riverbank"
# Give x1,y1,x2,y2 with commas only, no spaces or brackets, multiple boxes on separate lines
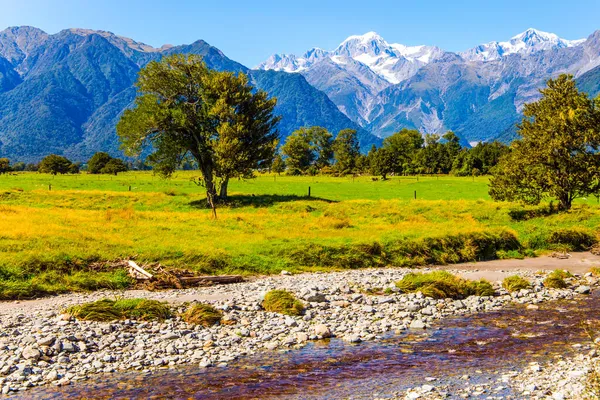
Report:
0,265,597,397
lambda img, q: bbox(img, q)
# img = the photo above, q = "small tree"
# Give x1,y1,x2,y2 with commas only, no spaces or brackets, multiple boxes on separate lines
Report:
271,154,286,175
117,54,279,214
490,74,600,210
332,128,360,175
87,152,113,174
39,155,74,175
101,159,128,175
12,162,25,172
281,126,332,174
0,158,11,174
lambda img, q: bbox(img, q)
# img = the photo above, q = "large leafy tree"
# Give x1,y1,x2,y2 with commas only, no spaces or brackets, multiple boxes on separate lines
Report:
87,152,113,174
117,54,280,212
39,155,76,175
280,126,333,174
332,128,360,175
489,74,600,210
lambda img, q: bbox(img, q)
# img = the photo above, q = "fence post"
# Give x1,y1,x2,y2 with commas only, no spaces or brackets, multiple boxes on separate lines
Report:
49,184,51,191
308,186,311,198
414,190,416,200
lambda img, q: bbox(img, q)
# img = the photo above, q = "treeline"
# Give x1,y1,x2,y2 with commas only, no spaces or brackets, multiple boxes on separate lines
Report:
275,127,508,178
0,152,140,175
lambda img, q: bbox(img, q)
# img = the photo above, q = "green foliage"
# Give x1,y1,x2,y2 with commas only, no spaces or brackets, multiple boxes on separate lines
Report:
66,298,171,322
332,128,360,175
452,141,509,176
182,303,223,326
87,152,112,174
548,228,596,251
502,275,531,292
262,290,305,316
101,158,128,175
117,54,279,206
281,126,333,174
0,158,11,174
271,154,286,174
395,271,495,299
490,74,600,211
543,270,572,289
38,154,76,175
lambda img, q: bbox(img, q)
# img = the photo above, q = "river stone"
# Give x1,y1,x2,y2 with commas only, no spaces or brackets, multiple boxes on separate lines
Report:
37,336,56,347
306,293,327,303
575,286,591,294
409,320,426,329
313,324,332,338
22,346,41,361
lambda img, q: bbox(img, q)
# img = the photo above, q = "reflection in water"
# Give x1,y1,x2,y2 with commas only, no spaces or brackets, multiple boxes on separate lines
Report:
24,294,599,399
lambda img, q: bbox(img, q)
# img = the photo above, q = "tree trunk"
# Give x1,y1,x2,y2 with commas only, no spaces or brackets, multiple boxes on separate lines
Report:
219,177,229,200
558,193,572,211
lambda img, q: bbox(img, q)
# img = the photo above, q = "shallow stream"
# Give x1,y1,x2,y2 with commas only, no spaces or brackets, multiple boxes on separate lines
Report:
22,293,600,399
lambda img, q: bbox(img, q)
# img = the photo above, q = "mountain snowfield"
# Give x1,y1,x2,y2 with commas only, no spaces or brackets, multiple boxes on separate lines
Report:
257,31,445,84
460,28,586,62
257,28,600,143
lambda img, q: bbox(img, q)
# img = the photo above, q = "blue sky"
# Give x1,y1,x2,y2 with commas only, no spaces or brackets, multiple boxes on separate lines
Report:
1,0,599,67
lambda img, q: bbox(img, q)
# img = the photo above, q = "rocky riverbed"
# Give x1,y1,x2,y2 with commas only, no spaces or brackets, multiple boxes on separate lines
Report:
0,267,597,397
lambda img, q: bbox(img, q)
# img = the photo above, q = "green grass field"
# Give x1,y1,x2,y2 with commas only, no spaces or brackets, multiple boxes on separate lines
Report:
0,171,598,299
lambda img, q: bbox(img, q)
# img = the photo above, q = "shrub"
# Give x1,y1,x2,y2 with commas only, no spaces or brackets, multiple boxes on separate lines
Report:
66,298,171,321
502,275,531,292
548,228,596,251
395,271,495,299
590,267,600,277
543,270,571,289
182,303,223,326
262,290,305,316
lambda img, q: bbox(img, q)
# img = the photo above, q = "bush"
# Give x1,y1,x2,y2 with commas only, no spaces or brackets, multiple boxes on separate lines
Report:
395,271,495,299
39,154,76,175
548,228,596,251
262,290,305,316
543,270,572,289
590,267,600,277
66,298,171,321
182,303,223,326
502,275,531,292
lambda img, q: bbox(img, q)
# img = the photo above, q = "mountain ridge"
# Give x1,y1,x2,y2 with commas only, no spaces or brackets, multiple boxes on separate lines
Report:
0,27,380,162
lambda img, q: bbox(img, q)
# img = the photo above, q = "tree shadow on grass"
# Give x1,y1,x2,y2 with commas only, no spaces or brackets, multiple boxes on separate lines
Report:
189,194,337,209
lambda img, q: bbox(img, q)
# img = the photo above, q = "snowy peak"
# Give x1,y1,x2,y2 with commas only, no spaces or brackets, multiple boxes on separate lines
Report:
256,32,444,85
461,28,586,61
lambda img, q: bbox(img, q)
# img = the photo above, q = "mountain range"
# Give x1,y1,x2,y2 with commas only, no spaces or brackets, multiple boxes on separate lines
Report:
258,28,600,144
0,27,379,162
0,26,600,162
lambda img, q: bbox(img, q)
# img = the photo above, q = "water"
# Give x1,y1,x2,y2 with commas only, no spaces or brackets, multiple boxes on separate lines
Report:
22,293,600,399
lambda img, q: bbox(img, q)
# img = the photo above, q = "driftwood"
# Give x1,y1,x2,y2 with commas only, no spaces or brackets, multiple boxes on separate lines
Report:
122,259,243,290
127,260,153,280
179,275,243,285
551,251,571,259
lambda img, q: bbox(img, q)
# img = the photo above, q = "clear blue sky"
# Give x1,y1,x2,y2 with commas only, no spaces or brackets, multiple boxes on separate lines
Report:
1,0,599,67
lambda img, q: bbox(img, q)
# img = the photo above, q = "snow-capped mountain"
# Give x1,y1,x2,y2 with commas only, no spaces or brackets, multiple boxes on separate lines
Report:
257,32,444,85
460,28,586,62
257,28,600,145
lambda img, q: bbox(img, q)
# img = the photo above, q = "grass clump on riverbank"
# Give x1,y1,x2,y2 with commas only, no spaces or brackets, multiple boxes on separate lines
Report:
262,290,305,316
543,270,572,289
395,271,495,299
182,304,223,326
502,276,531,292
66,298,171,322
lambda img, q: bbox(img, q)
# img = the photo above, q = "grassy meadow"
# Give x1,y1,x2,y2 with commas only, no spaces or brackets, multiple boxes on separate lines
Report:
0,171,598,299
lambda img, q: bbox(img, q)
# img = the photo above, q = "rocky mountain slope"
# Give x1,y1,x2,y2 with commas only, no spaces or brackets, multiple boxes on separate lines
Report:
0,27,379,162
258,29,600,143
